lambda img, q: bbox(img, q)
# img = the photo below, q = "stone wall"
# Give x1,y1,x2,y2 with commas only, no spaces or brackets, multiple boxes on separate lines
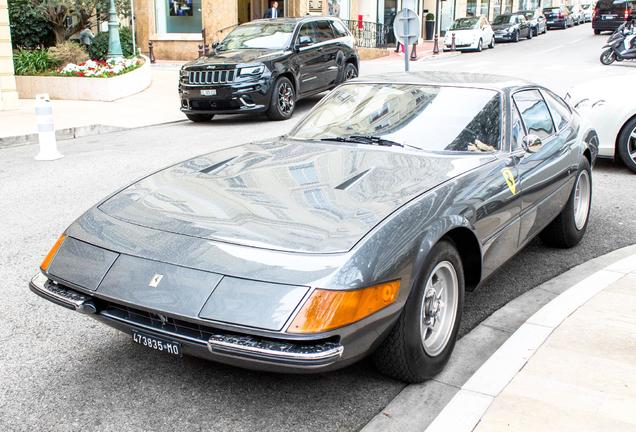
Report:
0,0,17,110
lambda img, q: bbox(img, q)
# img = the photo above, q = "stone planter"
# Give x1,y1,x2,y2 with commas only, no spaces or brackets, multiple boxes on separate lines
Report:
15,56,152,101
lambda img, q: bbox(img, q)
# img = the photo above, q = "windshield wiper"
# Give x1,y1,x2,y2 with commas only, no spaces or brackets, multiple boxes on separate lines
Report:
321,135,404,147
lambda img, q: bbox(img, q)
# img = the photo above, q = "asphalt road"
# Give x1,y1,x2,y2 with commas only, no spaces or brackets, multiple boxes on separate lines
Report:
1,23,635,432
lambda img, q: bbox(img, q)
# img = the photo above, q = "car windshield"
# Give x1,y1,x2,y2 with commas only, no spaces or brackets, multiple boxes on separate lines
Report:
449,18,479,30
288,83,501,153
544,7,560,13
493,15,514,24
216,22,295,51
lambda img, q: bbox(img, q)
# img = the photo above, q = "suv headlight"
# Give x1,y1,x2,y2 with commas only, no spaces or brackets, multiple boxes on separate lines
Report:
180,68,188,78
238,64,265,77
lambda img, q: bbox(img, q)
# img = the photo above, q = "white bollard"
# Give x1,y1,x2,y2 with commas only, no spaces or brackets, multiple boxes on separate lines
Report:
34,93,63,161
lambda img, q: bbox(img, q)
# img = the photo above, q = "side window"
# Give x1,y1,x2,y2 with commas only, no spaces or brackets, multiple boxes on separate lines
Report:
332,20,349,37
297,22,316,44
314,20,336,43
542,90,571,132
511,102,526,151
513,90,556,140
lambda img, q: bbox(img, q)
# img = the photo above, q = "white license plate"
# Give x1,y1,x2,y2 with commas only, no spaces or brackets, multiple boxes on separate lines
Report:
546,20,554,24
201,89,217,96
603,15,616,20
133,330,182,356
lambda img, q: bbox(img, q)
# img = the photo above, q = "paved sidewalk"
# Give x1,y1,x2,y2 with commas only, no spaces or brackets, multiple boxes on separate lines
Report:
474,271,636,432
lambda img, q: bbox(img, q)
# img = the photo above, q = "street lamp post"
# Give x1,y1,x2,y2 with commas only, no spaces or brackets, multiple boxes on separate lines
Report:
107,0,123,59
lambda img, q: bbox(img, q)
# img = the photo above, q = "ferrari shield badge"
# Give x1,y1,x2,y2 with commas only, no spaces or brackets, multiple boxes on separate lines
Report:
501,168,517,195
149,274,164,288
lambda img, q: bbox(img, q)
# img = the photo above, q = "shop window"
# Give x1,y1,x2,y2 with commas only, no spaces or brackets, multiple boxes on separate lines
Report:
480,0,489,17
155,0,202,34
467,0,477,17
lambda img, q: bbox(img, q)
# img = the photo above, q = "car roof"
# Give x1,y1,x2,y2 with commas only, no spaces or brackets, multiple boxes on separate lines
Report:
350,71,532,91
250,16,341,25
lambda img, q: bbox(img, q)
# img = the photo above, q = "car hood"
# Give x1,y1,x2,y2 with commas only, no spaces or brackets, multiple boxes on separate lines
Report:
492,24,514,31
98,139,492,254
184,49,286,67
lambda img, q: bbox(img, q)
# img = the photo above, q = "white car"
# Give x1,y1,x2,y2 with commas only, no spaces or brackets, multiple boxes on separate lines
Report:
566,74,636,172
580,3,594,22
443,16,495,52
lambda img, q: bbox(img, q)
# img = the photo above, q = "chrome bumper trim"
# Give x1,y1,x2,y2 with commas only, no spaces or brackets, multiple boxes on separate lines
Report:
207,334,344,366
29,272,96,314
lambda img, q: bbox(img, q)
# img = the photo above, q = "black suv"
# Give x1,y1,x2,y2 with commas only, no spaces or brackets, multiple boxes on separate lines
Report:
179,17,360,122
593,0,634,34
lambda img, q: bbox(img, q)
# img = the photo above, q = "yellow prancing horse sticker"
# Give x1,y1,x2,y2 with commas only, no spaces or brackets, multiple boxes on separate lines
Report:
501,168,517,195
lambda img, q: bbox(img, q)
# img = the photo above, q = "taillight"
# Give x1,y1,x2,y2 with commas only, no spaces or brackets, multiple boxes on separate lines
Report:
558,12,563,18
625,9,630,20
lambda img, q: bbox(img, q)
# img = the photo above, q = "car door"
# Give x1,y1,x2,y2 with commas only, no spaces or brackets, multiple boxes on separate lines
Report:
481,17,494,45
512,89,576,247
518,15,529,37
294,22,324,95
312,20,340,89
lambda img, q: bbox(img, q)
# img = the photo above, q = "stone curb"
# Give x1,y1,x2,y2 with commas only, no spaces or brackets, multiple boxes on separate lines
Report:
0,120,187,150
361,243,636,432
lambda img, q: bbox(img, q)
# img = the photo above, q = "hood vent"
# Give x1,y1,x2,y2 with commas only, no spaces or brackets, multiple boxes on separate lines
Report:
199,156,238,174
334,169,372,191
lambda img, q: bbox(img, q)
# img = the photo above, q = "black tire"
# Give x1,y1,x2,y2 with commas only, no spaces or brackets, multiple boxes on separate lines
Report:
266,76,296,121
476,39,483,52
488,36,495,48
513,31,520,42
186,114,213,122
594,29,601,35
373,240,465,383
527,29,533,39
563,20,568,30
533,26,538,36
617,117,636,173
540,158,592,248
342,62,358,83
600,48,616,65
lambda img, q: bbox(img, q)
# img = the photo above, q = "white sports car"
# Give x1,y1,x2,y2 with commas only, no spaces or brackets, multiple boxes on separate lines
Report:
566,74,636,173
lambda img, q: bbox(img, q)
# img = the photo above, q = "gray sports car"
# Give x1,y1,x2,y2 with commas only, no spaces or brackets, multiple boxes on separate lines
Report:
31,72,598,383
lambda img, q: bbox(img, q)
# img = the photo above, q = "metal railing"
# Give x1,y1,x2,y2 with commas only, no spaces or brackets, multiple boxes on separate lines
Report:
343,20,390,49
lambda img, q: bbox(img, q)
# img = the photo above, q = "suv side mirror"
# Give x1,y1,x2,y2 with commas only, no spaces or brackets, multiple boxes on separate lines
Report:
212,41,219,49
522,134,543,153
297,35,314,48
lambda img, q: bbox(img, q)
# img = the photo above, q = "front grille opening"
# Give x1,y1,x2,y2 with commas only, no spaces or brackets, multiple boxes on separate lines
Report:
188,69,236,85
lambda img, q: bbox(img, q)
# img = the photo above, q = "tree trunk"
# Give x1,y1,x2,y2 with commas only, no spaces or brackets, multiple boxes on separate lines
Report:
53,26,66,45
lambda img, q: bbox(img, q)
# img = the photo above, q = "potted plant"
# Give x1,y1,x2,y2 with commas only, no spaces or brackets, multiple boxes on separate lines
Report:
425,13,435,40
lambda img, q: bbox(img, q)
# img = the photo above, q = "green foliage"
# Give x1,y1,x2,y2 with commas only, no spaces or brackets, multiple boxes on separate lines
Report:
12,49,60,75
88,27,135,61
7,0,55,48
426,13,435,21
49,41,90,66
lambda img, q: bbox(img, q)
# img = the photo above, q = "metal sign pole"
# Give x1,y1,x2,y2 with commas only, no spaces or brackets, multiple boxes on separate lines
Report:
394,8,420,73
404,13,410,72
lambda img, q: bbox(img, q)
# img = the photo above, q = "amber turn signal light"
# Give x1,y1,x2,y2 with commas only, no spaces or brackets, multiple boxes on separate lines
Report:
288,280,400,334
40,234,66,272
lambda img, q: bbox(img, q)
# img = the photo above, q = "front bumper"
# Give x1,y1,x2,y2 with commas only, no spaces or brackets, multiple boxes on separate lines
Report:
494,32,515,41
179,76,273,115
30,272,397,373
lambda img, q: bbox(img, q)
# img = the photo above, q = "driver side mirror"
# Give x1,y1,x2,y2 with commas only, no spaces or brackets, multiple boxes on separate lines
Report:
522,134,543,153
297,35,314,48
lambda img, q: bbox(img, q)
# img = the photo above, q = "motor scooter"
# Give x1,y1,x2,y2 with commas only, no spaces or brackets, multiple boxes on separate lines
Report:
600,21,636,65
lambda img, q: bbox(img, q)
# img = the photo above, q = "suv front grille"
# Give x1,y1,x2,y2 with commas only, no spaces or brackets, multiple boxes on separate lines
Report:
188,69,236,85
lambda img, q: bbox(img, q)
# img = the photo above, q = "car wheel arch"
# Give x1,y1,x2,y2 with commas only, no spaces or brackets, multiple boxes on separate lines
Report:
615,113,636,156
413,220,483,292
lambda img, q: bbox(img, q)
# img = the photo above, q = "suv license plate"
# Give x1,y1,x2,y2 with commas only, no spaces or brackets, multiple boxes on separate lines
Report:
201,89,216,96
133,330,182,356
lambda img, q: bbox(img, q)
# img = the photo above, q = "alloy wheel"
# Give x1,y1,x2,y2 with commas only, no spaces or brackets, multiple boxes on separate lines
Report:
573,170,591,230
627,127,636,165
420,261,459,356
277,82,294,115
345,66,357,80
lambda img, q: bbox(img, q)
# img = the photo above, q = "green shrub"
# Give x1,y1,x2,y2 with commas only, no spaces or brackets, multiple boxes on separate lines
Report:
12,49,60,75
426,13,435,21
88,27,135,61
49,41,90,67
8,0,55,48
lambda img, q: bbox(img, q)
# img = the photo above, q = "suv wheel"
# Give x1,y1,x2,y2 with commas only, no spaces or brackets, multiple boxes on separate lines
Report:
186,114,213,122
266,77,296,121
513,30,520,42
344,62,358,81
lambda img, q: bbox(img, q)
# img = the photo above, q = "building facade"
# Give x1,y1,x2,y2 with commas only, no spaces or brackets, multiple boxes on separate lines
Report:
135,0,569,60
0,0,17,110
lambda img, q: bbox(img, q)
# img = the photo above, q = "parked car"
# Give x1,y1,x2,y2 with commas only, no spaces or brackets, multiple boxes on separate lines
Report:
544,5,574,29
178,17,359,122
519,9,548,36
443,16,495,51
593,0,634,34
492,13,533,41
31,72,597,383
568,4,585,25
566,74,636,172
581,3,595,22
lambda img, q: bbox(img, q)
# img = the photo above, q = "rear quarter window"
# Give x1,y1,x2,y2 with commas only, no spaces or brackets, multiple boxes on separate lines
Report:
542,90,572,132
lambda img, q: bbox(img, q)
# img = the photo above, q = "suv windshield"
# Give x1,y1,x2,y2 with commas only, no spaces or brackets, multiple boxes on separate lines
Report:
450,18,479,30
596,0,631,9
288,83,501,152
217,22,295,51
493,15,514,24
